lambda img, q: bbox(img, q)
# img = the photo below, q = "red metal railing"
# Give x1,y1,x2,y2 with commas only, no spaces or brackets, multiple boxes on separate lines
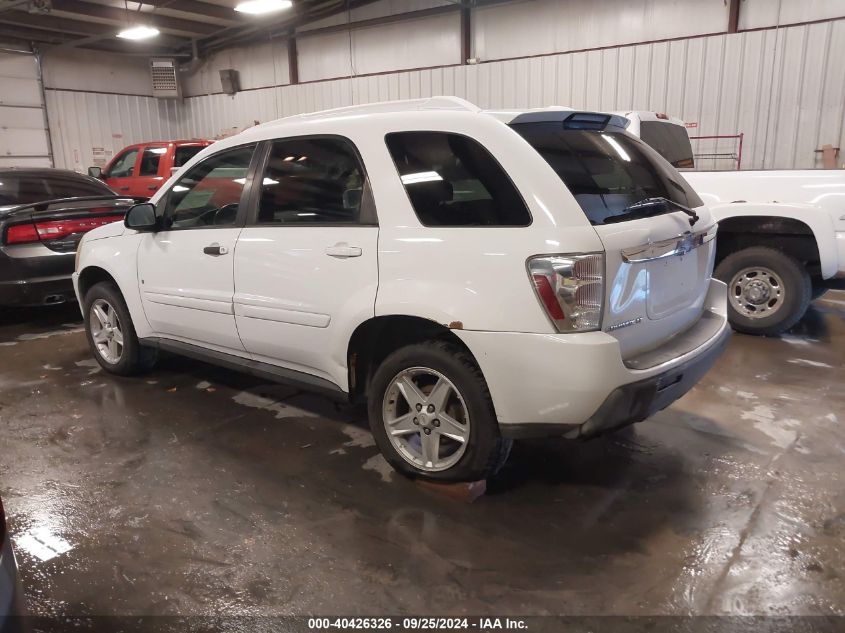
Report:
689,133,744,170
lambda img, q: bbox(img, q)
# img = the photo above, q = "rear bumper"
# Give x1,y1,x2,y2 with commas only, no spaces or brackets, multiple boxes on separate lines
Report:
456,278,730,438
0,243,75,307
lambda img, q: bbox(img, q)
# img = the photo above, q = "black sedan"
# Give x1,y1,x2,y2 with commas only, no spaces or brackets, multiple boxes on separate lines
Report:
0,169,135,307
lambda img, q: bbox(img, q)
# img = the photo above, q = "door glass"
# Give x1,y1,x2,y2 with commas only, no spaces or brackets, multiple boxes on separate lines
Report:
108,148,139,178
256,137,365,225
163,144,255,229
139,147,166,176
174,145,204,168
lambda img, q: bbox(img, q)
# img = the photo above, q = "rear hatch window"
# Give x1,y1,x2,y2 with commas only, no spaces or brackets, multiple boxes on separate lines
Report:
509,122,702,226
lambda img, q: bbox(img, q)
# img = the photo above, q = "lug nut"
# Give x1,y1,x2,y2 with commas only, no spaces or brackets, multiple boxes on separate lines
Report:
423,428,431,435
433,419,440,427
413,417,419,424
415,403,422,412
427,404,435,413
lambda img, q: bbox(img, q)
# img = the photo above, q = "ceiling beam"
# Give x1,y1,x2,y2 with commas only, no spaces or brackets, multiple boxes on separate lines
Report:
50,0,220,37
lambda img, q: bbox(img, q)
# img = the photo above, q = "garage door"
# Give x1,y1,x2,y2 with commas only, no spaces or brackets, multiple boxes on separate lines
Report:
0,50,52,167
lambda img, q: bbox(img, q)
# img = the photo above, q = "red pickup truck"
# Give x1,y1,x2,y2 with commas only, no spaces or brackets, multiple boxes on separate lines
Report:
88,139,213,200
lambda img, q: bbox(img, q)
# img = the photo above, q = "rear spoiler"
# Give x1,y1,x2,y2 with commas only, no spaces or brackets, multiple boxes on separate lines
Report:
1,195,139,214
509,110,631,131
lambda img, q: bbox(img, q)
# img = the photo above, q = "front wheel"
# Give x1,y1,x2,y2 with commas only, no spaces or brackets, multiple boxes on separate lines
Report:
367,341,511,482
715,246,811,336
83,281,157,375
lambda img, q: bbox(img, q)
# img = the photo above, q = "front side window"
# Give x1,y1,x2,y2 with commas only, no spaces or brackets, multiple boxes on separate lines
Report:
510,123,703,225
139,146,166,176
385,132,530,227
163,144,255,229
108,148,138,178
256,137,365,225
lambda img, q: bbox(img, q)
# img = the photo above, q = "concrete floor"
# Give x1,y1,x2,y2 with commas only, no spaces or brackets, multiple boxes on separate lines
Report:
0,293,843,618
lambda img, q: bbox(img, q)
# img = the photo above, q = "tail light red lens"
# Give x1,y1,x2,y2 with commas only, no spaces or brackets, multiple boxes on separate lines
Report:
5,214,124,245
528,253,605,332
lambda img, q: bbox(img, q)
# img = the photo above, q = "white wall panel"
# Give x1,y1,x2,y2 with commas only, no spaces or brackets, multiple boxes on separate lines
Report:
182,40,290,96
740,0,845,30
0,50,51,167
45,90,181,172
41,48,152,96
297,12,460,83
473,0,729,61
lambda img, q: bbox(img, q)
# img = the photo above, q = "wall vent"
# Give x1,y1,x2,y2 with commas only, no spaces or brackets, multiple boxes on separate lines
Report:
150,59,181,98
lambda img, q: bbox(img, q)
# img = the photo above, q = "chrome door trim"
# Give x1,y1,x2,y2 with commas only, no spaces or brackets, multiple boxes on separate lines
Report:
621,223,718,264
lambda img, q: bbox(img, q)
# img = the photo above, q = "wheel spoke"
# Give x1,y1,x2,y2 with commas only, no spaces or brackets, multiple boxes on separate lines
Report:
107,308,118,328
420,430,440,466
396,374,426,408
92,329,108,343
427,377,452,412
437,413,467,443
112,329,124,346
387,413,418,436
92,305,108,328
108,338,119,359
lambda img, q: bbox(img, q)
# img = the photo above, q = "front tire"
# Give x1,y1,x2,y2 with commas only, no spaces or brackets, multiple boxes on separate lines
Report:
83,281,157,375
715,246,811,336
367,341,511,482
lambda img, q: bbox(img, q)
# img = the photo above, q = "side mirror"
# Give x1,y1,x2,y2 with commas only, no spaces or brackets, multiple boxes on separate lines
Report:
124,203,158,231
88,166,102,178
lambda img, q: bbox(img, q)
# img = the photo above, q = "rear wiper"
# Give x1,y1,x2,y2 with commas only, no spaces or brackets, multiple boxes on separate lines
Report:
615,197,700,226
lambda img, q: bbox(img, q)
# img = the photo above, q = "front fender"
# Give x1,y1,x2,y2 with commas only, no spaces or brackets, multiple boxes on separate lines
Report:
76,234,151,337
709,202,839,279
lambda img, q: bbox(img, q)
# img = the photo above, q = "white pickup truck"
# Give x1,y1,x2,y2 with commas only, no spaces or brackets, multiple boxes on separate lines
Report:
620,111,845,335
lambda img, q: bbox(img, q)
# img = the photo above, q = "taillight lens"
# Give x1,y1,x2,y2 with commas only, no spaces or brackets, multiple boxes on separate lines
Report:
4,214,124,245
528,253,604,332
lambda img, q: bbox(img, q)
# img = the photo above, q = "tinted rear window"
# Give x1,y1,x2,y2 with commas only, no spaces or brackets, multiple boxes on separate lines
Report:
175,145,204,168
510,123,702,225
640,121,695,168
386,132,530,227
0,173,114,207
45,175,114,198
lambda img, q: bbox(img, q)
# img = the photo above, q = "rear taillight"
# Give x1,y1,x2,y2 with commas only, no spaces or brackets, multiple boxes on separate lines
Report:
528,253,604,332
4,214,124,245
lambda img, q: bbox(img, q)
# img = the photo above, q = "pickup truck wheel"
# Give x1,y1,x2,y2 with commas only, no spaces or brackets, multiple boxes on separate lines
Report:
715,246,811,336
368,341,512,482
83,281,157,376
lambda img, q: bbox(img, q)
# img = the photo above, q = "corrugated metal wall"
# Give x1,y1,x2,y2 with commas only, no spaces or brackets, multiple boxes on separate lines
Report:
43,19,845,171
45,91,181,173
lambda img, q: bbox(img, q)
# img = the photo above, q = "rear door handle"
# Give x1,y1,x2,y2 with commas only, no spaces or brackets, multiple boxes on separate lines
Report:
148,185,158,191
325,243,362,258
119,186,129,191
203,243,228,256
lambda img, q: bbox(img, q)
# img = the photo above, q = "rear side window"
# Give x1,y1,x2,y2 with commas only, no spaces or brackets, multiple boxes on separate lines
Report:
510,123,702,225
139,147,166,176
174,145,204,168
256,137,366,225
44,175,114,198
640,121,695,168
385,132,530,227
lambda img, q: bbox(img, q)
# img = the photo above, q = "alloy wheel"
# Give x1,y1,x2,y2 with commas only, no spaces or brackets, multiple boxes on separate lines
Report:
89,298,124,363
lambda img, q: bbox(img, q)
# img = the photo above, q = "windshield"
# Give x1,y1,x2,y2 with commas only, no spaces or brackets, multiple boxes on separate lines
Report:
639,121,695,168
509,123,703,225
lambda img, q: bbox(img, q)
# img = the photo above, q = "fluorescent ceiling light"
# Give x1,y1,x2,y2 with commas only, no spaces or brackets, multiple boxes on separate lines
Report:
401,171,443,185
235,0,293,15
117,25,160,40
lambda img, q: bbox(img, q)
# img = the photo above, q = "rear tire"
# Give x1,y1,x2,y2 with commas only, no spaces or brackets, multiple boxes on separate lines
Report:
367,341,511,482
715,246,811,336
811,279,829,301
83,281,157,376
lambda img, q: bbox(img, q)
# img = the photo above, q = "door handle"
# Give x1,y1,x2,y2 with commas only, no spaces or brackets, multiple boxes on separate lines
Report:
203,243,228,256
325,243,362,258
119,186,129,191
148,184,158,191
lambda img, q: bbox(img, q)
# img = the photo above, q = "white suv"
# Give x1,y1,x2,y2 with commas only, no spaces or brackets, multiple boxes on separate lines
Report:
73,97,730,482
